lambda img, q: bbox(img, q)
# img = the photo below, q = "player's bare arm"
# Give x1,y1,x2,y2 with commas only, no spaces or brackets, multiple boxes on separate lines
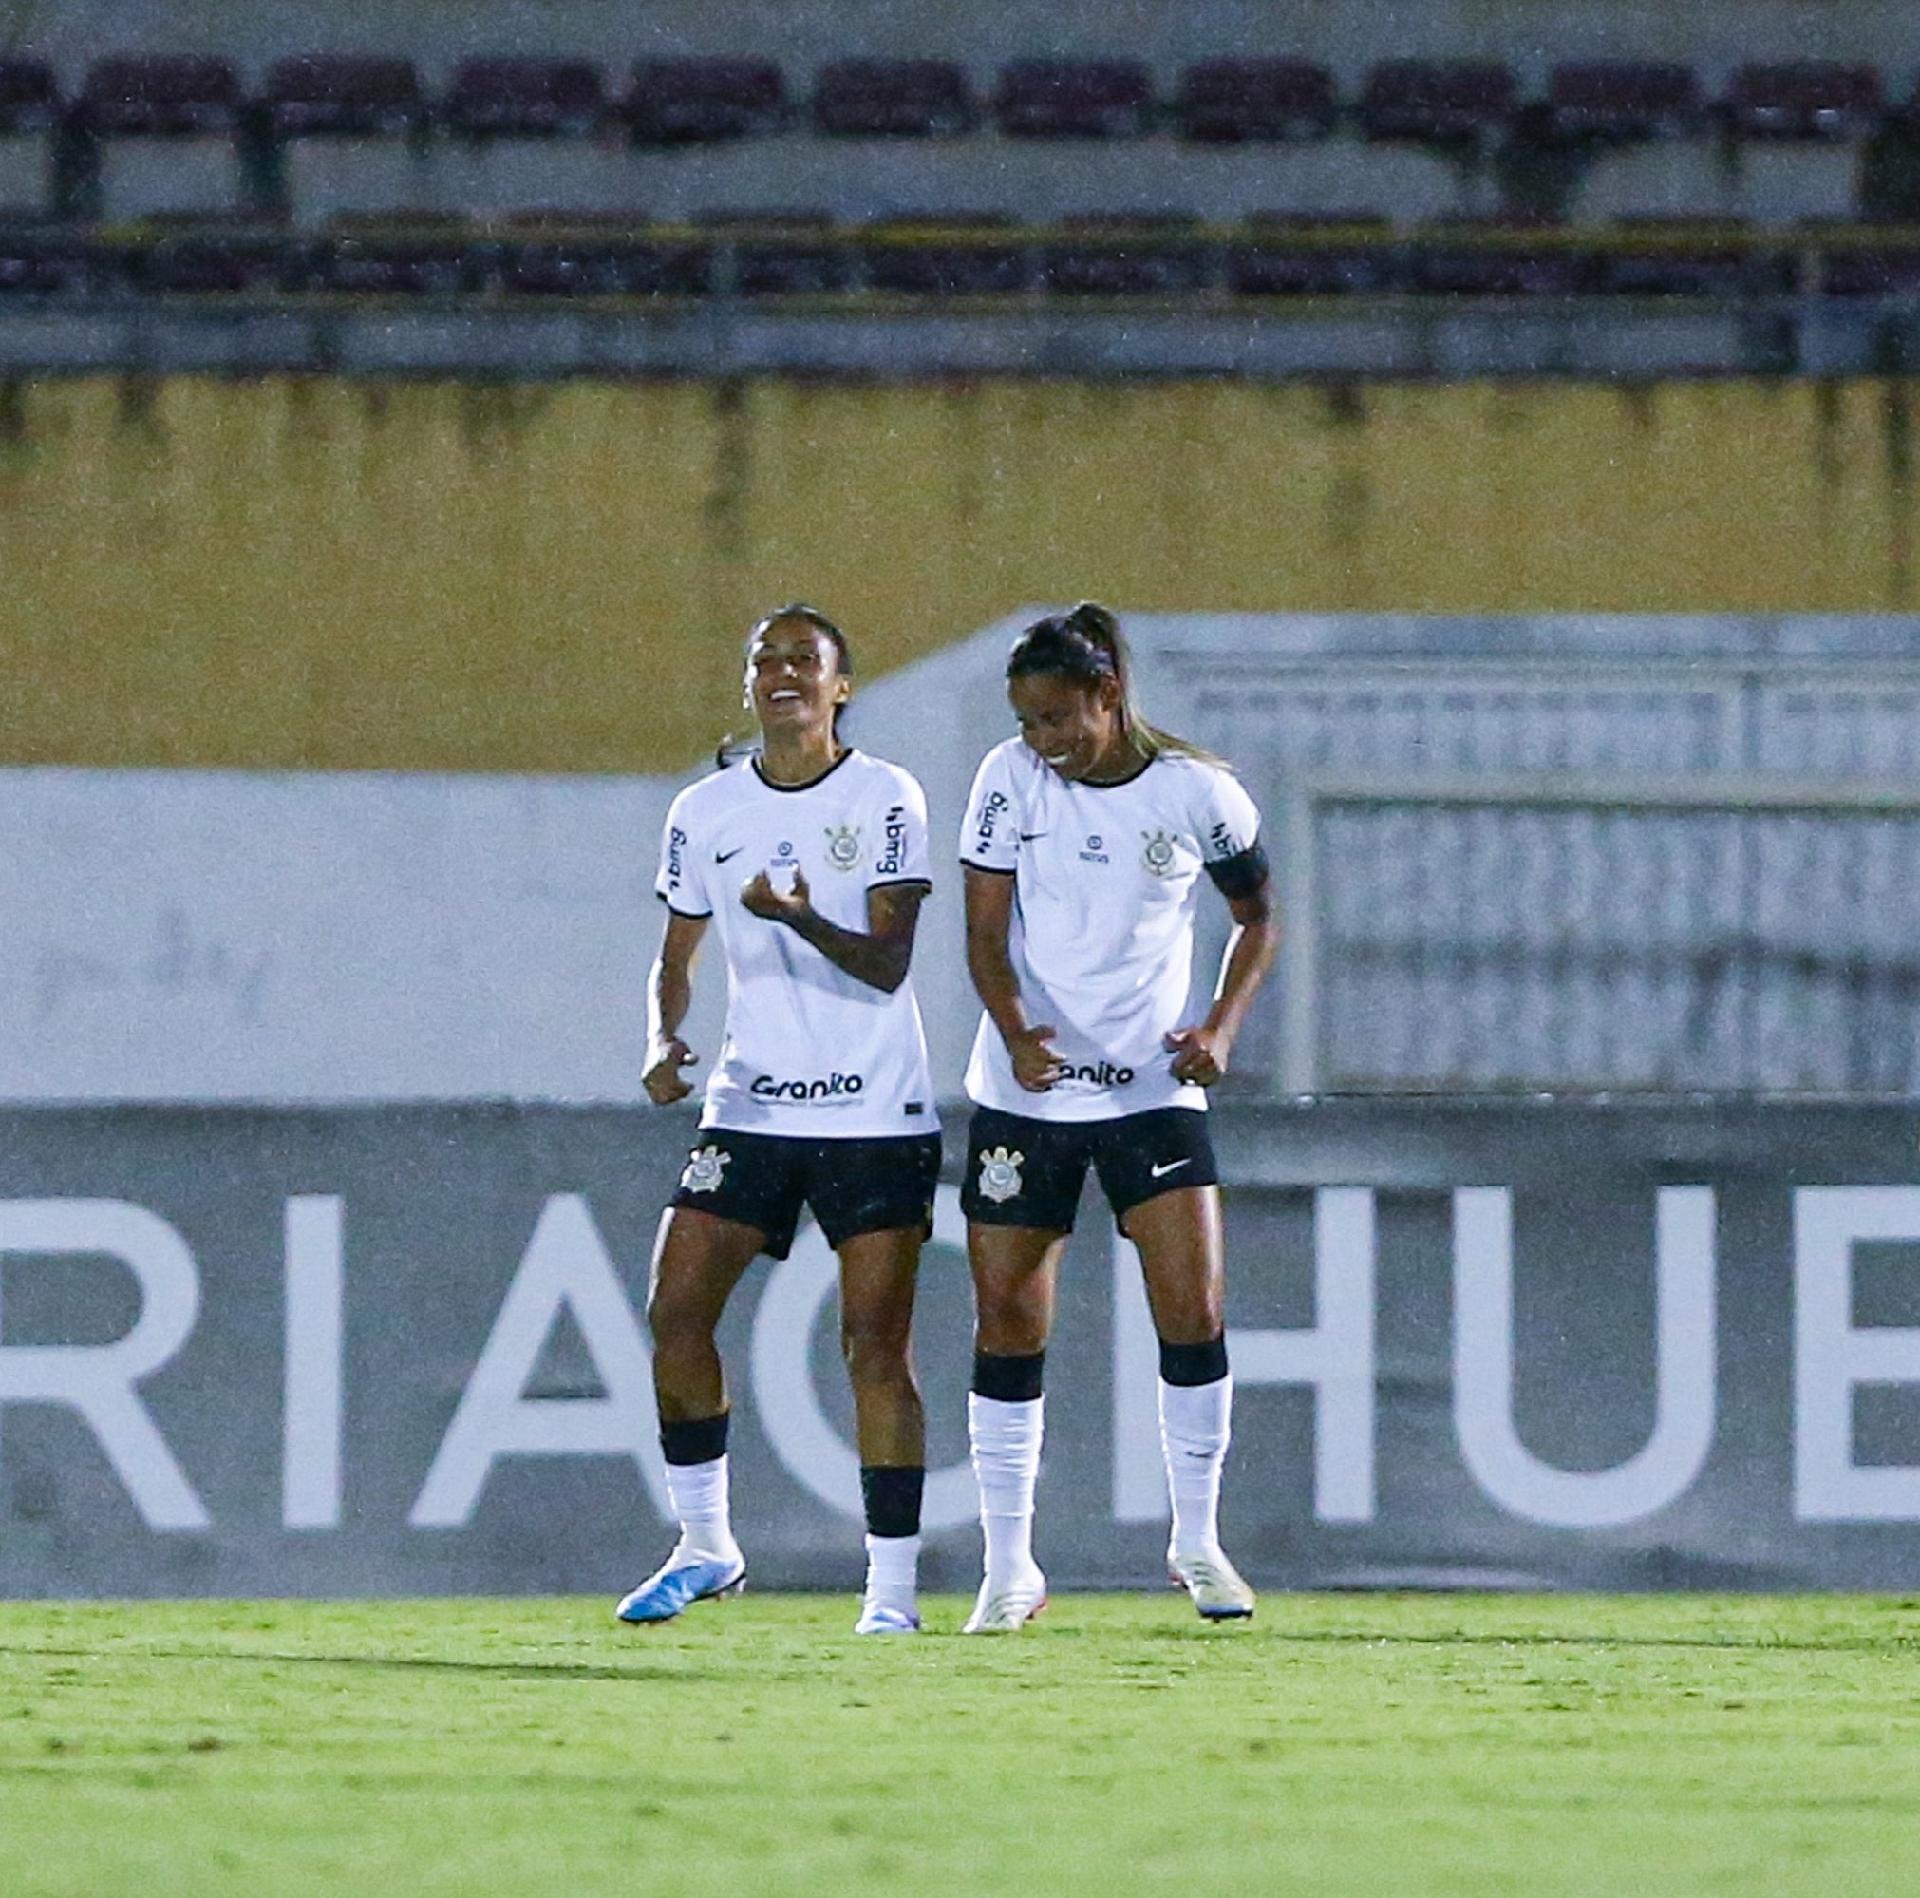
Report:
643,908,708,1103
963,862,1063,1090
740,866,928,995
1165,880,1280,1086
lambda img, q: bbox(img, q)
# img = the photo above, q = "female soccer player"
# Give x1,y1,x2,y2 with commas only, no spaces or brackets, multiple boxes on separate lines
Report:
958,602,1279,1631
616,605,942,1635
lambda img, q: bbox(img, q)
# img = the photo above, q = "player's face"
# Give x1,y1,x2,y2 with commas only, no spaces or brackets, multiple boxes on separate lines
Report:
1010,672,1123,782
745,620,849,736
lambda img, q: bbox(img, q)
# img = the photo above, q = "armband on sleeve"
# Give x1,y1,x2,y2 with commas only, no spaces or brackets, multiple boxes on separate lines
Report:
1205,842,1270,902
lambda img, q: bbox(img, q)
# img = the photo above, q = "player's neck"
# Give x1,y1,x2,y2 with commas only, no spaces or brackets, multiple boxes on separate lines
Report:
1079,730,1148,788
758,728,846,787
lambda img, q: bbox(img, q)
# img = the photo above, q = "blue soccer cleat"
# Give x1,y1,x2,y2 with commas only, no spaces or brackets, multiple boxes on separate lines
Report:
615,1548,747,1625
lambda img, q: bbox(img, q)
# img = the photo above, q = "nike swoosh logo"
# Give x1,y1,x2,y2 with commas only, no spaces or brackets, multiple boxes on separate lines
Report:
1150,1158,1192,1179
1019,832,1047,842
715,847,744,864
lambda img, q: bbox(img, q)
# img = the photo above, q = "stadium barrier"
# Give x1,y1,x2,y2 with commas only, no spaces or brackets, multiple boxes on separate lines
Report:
3,1096,1919,1598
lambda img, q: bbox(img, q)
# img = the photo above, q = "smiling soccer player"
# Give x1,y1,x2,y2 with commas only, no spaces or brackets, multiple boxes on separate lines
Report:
957,602,1279,1631
616,605,941,1636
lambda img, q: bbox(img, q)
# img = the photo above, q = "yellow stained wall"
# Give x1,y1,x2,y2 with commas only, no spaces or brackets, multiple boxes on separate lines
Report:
1,375,1916,773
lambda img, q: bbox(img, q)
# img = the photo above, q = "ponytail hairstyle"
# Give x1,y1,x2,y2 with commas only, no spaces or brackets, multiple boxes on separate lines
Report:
1006,601,1223,767
717,602,854,767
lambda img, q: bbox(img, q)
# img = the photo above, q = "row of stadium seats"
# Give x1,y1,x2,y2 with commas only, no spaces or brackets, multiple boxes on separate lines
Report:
10,211,1920,300
0,53,1904,146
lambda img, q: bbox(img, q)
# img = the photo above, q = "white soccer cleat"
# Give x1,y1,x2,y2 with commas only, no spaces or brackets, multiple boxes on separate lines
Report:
961,1566,1049,1633
853,1599,922,1635
1168,1546,1255,1621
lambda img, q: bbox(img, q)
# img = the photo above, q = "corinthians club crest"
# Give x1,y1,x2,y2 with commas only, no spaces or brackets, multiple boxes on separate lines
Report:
681,1145,729,1194
1141,829,1179,877
977,1146,1025,1204
824,823,862,871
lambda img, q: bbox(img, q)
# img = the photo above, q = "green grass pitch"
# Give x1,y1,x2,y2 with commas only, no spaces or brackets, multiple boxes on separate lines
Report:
3,1593,1919,1896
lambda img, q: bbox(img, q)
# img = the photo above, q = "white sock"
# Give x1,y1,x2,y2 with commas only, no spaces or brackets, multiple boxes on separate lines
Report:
665,1454,739,1563
1159,1374,1232,1559
863,1532,921,1608
969,1393,1043,1585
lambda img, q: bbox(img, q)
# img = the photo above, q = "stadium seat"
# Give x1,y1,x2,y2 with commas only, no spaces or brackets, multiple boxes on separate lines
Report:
1360,61,1517,146
444,58,607,140
692,209,851,295
265,56,434,226
1038,212,1210,295
812,60,977,138
495,213,710,297
626,59,787,145
307,212,485,295
1409,215,1582,296
126,211,295,294
1172,59,1338,143
859,212,1028,294
440,58,639,218
992,61,1155,139
1541,62,1705,144
0,211,96,297
1726,62,1882,141
0,58,59,216
1588,216,1776,296
1227,211,1398,295
1814,220,1920,295
76,55,248,220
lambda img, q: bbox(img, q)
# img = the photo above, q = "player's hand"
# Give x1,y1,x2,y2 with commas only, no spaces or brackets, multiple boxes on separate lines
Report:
1165,1025,1230,1087
643,1037,698,1104
1007,1023,1065,1092
741,866,812,923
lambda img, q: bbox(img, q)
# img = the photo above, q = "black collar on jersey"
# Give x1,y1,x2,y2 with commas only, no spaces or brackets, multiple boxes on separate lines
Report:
1074,751,1155,791
752,747,856,794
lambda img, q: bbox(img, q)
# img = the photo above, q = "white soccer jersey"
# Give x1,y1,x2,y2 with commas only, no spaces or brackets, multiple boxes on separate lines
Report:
657,750,938,1138
959,738,1263,1122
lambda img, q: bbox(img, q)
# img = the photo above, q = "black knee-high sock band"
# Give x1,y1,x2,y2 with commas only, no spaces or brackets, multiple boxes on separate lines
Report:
860,1465,925,1539
660,1412,729,1466
1158,1334,1229,1387
972,1349,1045,1403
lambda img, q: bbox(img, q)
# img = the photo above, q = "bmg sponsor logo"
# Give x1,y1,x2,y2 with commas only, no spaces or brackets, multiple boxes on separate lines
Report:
974,790,1009,854
666,825,688,887
751,1070,866,1102
876,804,908,877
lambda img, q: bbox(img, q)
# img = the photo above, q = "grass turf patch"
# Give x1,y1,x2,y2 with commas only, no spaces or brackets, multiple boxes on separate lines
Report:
2,1593,1919,1896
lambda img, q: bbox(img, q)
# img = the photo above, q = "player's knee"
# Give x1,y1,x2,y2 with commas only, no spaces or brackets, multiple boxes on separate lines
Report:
646,1287,716,1353
839,1311,912,1389
972,1287,1048,1356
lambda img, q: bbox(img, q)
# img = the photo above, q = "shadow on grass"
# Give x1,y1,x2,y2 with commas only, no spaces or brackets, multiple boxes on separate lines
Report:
0,1643,721,1684
1127,1625,1920,1656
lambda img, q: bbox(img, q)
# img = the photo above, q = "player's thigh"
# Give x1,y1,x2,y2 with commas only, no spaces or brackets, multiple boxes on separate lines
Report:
1119,1185,1226,1344
808,1133,942,1356
646,1206,767,1338
966,1222,1068,1351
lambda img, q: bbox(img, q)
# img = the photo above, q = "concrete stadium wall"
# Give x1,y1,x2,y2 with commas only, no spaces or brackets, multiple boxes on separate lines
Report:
24,2,1920,88
5,377,1920,776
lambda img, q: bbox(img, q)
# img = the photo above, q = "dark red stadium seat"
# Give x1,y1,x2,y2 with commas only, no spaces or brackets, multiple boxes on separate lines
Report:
626,59,787,145
495,214,711,297
691,209,850,295
130,213,294,294
1039,212,1209,295
79,55,242,136
1544,62,1704,143
263,56,427,139
0,214,96,296
859,213,1028,294
444,58,606,139
1591,217,1775,296
813,60,976,138
1360,61,1516,144
1410,215,1581,296
311,212,483,295
1228,211,1397,295
993,61,1155,139
0,59,60,134
1727,63,1882,140
1174,60,1337,143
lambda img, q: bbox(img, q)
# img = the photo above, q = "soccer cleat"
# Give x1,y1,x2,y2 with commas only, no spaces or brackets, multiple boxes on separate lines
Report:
1168,1546,1255,1621
961,1566,1049,1633
853,1600,922,1635
614,1549,747,1625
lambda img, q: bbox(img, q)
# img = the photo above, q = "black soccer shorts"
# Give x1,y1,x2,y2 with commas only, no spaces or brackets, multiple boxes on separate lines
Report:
961,1104,1219,1236
669,1128,943,1260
